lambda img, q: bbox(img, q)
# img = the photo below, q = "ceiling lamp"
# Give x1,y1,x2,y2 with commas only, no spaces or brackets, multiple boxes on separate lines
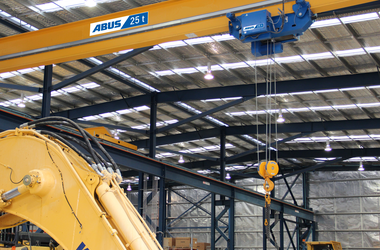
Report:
324,140,332,152
204,62,214,80
277,109,285,123
127,183,132,191
358,161,365,171
225,173,231,180
17,93,25,108
85,0,97,7
178,155,185,163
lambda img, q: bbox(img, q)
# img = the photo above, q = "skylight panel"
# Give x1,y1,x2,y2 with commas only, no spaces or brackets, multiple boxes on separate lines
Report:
116,109,132,114
287,107,310,112
365,46,380,53
247,59,275,66
27,94,43,101
358,103,380,108
17,68,35,74
81,82,99,89
173,68,198,74
310,18,340,28
332,104,356,109
99,112,114,118
220,62,247,69
341,12,378,24
314,89,338,93
63,86,81,93
309,106,332,111
335,48,365,57
211,34,235,41
302,52,334,60
81,116,99,121
159,40,187,49
117,49,133,54
340,87,366,91
134,106,150,111
0,102,10,107
51,91,62,97
196,65,224,72
35,3,63,12
0,72,15,79
289,91,313,95
153,70,175,76
274,55,303,63
185,37,214,45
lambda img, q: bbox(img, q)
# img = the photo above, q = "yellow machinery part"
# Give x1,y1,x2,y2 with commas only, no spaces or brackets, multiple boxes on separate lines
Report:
0,0,376,72
84,126,138,150
306,241,342,250
0,128,162,250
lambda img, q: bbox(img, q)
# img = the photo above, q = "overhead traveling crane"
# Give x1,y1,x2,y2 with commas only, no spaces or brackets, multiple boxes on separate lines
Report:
0,0,376,73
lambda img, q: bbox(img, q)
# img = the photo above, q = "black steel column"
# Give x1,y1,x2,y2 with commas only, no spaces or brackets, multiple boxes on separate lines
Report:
303,173,309,209
149,92,158,158
220,127,226,181
157,176,166,246
138,172,144,216
41,65,53,117
228,198,235,250
211,193,216,250
280,211,284,250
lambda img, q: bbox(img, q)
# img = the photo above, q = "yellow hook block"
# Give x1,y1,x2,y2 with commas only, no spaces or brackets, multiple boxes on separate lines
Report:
258,161,279,179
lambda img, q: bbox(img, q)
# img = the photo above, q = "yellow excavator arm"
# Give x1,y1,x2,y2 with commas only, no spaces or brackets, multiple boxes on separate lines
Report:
0,117,162,250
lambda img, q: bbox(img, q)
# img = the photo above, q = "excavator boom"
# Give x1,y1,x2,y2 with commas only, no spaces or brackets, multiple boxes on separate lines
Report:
0,117,162,250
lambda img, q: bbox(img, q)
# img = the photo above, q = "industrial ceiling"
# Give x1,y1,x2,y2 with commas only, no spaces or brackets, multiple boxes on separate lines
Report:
0,0,380,181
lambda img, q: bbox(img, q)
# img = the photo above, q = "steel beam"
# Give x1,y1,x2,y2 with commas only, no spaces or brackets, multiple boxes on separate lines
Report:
227,132,311,161
184,148,380,169
156,148,218,161
52,47,152,90
0,83,40,93
135,117,380,148
53,72,380,120
157,96,254,133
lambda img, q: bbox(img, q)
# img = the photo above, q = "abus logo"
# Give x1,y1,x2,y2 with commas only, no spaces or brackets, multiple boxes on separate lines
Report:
243,23,264,32
90,12,148,36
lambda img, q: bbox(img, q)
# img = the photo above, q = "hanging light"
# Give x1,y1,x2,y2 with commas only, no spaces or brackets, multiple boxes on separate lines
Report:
178,155,185,163
358,161,365,171
85,0,97,7
204,62,214,80
324,140,332,152
225,173,231,180
127,183,132,191
277,109,285,123
17,93,25,108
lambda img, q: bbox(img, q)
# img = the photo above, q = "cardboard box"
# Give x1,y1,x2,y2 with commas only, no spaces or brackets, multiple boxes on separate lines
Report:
175,237,197,248
196,242,210,250
164,238,175,247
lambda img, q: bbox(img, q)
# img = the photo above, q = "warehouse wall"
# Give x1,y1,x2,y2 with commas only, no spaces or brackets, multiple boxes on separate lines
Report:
127,171,380,249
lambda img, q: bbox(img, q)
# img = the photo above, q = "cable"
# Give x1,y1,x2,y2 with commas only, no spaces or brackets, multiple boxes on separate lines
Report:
23,117,100,166
0,164,23,184
25,117,119,172
45,141,83,232
40,130,92,165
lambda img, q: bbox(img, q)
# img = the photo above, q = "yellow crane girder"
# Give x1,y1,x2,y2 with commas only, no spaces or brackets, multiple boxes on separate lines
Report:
0,0,376,73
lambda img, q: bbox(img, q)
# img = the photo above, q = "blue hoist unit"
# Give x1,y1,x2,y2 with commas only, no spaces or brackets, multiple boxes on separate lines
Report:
227,0,315,57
